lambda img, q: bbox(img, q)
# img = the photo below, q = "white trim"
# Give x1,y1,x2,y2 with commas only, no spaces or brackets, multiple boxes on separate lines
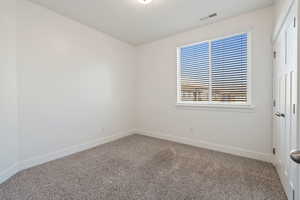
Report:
176,102,255,110
0,130,134,184
176,47,182,104
208,40,212,102
133,129,273,163
177,31,250,49
0,163,19,184
247,32,253,106
274,157,289,195
0,130,274,185
176,32,252,106
18,131,132,170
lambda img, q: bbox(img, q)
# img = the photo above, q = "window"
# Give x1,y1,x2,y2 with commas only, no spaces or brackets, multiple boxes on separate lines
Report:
177,33,250,106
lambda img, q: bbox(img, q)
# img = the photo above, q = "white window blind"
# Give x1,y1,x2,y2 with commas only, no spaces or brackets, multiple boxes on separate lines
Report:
179,42,210,101
177,33,250,105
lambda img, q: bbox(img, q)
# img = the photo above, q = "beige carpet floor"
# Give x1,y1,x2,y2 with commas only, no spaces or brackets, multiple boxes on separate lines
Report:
0,134,287,200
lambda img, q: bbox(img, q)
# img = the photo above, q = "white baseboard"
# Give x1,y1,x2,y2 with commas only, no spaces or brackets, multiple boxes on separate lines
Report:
0,129,273,185
0,163,19,184
274,158,289,197
0,130,133,184
133,129,273,163
18,131,132,171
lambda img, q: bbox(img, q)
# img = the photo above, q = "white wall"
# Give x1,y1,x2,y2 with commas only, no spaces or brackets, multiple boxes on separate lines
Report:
136,6,275,161
16,0,136,165
0,0,19,182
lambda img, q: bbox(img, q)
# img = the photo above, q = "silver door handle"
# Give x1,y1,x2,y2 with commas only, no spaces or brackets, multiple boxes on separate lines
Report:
275,112,285,118
290,150,300,164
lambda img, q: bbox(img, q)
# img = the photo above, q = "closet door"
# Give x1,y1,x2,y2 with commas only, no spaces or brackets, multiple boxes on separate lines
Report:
273,3,299,199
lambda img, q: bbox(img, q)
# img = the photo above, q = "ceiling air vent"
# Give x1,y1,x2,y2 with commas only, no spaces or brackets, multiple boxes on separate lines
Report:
200,13,218,21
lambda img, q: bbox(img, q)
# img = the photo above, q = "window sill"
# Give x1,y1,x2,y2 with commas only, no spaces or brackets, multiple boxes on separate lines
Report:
176,103,255,110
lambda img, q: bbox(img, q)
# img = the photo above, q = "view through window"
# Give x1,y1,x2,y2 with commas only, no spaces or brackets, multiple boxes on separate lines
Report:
177,33,249,105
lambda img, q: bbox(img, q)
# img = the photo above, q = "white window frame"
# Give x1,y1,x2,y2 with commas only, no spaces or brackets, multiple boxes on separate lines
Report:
176,32,253,109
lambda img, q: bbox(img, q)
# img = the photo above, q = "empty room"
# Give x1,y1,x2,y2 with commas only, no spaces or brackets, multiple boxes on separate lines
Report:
1,0,300,199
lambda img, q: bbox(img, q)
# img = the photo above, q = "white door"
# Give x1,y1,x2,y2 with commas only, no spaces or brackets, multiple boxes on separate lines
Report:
285,6,299,200
273,3,299,200
274,31,289,196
